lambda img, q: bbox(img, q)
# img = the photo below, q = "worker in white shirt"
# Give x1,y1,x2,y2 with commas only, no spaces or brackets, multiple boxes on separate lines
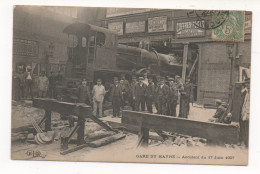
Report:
24,66,34,99
92,78,106,118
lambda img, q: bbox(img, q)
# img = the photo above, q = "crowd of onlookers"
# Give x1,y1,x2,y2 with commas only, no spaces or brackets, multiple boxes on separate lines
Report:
81,73,194,119
12,66,61,101
12,66,250,147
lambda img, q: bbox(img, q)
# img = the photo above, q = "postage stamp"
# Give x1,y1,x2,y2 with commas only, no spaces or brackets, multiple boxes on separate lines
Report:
211,11,245,42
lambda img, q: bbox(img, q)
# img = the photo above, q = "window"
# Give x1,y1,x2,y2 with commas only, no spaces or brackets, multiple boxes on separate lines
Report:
87,31,106,63
82,37,87,47
96,32,105,47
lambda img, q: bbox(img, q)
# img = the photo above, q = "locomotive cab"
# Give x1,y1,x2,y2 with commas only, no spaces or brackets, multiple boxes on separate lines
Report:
63,23,118,84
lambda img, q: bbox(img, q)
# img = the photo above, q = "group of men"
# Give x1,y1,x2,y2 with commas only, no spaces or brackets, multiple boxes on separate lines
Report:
77,73,193,119
12,66,59,101
108,73,193,118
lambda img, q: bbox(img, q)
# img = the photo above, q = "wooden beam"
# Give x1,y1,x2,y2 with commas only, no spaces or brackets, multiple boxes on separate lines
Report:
188,53,198,78
122,110,239,144
182,43,189,81
33,98,92,117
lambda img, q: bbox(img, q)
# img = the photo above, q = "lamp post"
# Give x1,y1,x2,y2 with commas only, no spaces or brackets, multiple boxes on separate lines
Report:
226,43,234,103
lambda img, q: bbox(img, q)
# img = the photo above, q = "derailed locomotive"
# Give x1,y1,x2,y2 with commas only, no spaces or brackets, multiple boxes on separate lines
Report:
57,23,182,101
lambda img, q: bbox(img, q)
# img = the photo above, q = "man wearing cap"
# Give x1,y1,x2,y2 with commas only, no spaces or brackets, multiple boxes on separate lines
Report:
156,77,169,115
145,77,155,113
110,77,123,117
239,77,250,147
24,66,34,99
78,78,91,105
143,73,149,86
92,78,106,118
133,77,147,111
38,71,49,98
154,75,161,112
208,99,227,122
129,76,138,110
183,77,193,115
168,78,178,117
120,74,130,106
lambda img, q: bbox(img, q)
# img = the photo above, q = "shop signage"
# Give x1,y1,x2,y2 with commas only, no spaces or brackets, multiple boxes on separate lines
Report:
176,20,205,38
108,22,124,35
125,21,146,34
148,16,167,33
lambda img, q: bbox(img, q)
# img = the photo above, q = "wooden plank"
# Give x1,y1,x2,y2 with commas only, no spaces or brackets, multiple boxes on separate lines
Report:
33,98,92,117
122,110,239,144
188,54,198,78
139,127,149,147
87,133,126,148
182,43,189,81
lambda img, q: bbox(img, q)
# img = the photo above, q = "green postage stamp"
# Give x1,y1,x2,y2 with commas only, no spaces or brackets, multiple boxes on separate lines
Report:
211,11,245,42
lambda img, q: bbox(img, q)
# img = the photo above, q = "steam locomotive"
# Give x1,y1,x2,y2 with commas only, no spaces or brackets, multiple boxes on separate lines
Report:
58,23,182,101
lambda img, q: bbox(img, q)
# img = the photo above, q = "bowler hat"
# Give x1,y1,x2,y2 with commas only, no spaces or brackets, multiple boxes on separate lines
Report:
139,77,144,80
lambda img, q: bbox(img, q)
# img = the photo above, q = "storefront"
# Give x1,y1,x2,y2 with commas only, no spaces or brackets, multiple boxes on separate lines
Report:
103,9,252,105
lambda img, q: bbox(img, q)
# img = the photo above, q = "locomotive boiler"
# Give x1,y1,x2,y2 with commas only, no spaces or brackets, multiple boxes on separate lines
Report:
58,23,182,101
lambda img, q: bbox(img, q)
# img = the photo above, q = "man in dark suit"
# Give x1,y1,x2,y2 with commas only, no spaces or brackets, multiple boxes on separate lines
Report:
167,78,178,117
156,77,169,115
129,76,138,110
110,77,123,117
134,77,147,111
145,77,155,113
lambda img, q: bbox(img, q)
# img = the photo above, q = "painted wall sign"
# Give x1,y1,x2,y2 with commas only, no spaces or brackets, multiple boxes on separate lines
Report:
108,22,124,35
176,20,205,38
125,21,146,34
148,16,167,33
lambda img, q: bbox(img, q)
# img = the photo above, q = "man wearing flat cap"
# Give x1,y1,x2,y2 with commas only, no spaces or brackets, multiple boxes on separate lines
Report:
133,77,147,111
239,77,250,147
110,77,123,117
78,78,91,105
156,77,169,115
208,99,227,123
145,77,155,113
168,77,178,117
129,76,138,110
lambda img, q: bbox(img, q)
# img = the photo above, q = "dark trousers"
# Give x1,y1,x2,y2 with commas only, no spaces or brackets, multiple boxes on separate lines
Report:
49,86,56,98
112,96,121,117
179,94,188,118
25,80,33,99
239,119,249,147
19,86,25,99
135,96,145,111
168,101,177,117
129,94,136,110
158,96,167,115
145,96,153,113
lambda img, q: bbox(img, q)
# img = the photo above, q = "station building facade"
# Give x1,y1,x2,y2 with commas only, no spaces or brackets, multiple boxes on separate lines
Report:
101,8,252,104
13,6,105,76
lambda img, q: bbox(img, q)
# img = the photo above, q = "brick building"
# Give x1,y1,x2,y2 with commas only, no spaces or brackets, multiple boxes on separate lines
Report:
100,8,252,104
13,6,105,76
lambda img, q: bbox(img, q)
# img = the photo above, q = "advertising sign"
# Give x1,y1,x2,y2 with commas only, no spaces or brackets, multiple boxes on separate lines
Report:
108,22,124,35
125,21,146,33
148,16,167,33
176,20,205,38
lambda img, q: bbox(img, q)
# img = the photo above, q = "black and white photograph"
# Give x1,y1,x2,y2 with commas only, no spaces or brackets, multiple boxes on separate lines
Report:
10,5,252,165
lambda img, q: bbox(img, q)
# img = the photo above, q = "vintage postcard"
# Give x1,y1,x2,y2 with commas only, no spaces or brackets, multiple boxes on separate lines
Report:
11,6,252,165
